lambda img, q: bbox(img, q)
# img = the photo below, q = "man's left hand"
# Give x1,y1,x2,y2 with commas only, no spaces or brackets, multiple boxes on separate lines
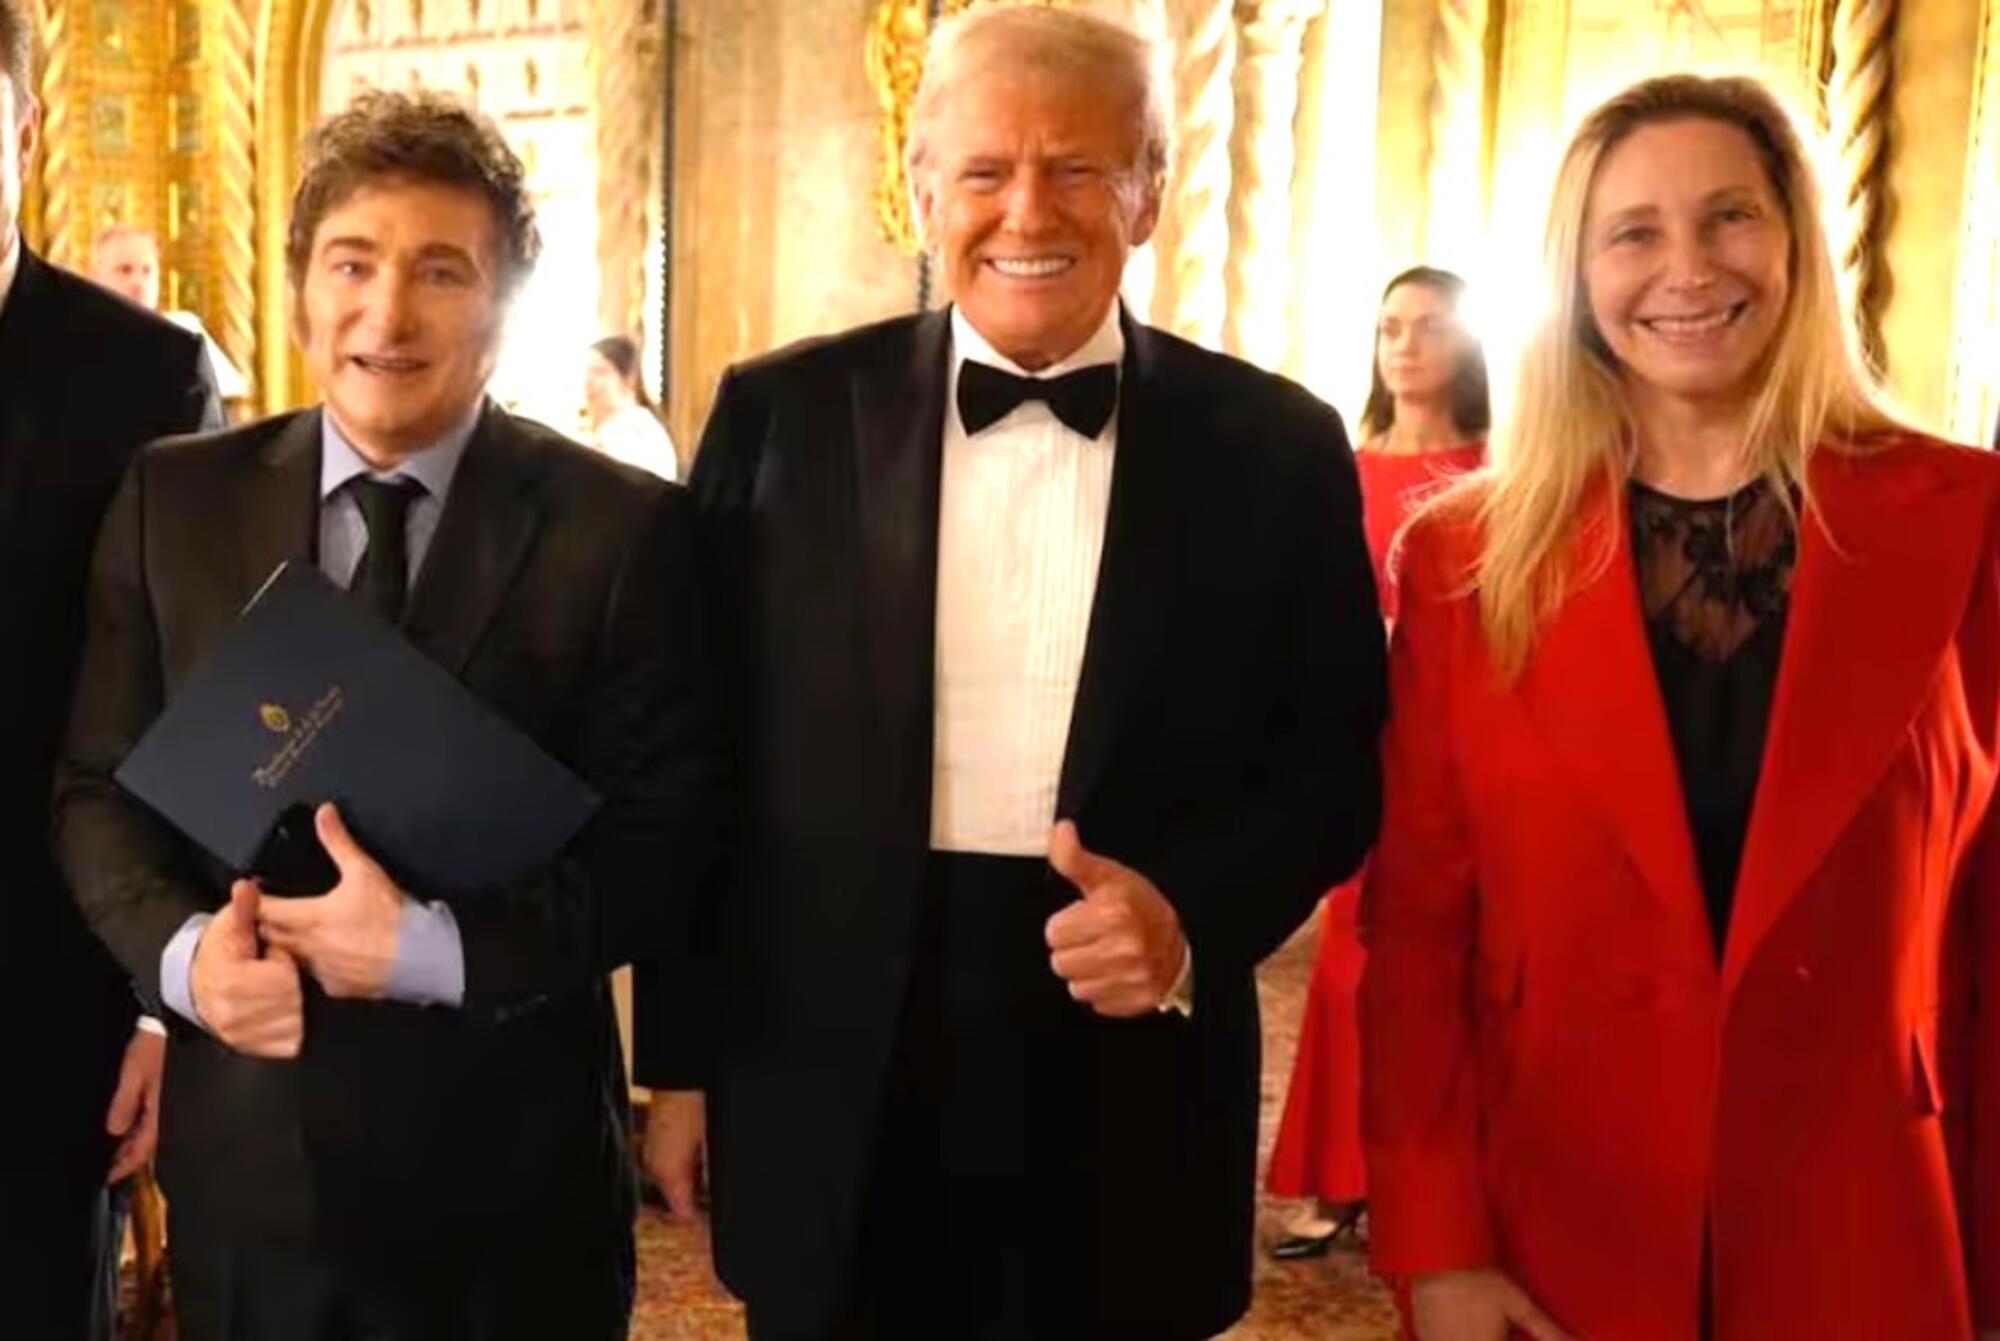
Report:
256,803,406,1000
104,1026,166,1184
1045,820,1186,1017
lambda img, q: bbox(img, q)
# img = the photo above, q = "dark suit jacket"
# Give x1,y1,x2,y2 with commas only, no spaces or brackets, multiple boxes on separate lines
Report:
0,248,217,1110
54,405,722,1283
641,308,1385,1336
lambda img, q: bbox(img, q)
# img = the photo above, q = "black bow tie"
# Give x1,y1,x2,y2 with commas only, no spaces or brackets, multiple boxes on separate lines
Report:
957,360,1118,439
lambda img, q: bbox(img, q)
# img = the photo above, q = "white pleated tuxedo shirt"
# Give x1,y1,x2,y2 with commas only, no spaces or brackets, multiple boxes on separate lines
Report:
929,303,1121,855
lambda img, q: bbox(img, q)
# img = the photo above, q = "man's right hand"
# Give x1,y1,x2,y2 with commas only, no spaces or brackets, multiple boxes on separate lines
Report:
190,880,304,1059
1411,1268,1577,1341
642,1089,707,1219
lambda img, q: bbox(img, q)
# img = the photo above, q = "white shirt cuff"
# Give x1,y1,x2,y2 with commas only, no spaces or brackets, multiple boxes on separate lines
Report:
383,897,466,1008
1159,945,1194,1017
159,912,213,1030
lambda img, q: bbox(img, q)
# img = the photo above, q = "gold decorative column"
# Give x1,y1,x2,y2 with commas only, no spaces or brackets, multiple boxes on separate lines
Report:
1947,0,2000,442
588,0,663,344
1422,0,1488,267
253,0,336,413
1222,0,1319,368
169,0,261,402
1827,0,1897,367
1150,0,1235,347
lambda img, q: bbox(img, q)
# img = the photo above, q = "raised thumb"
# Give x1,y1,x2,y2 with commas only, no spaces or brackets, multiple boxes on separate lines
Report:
1048,820,1106,893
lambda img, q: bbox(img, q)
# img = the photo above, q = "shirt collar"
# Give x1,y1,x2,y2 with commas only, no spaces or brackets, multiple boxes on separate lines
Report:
320,401,482,503
950,299,1124,380
0,231,21,321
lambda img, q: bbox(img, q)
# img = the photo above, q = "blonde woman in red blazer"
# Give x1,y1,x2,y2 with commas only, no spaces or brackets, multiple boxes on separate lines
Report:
1360,73,2000,1341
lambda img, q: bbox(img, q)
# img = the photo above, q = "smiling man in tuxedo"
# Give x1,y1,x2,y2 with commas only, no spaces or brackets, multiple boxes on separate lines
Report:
55,91,719,1340
637,8,1384,1339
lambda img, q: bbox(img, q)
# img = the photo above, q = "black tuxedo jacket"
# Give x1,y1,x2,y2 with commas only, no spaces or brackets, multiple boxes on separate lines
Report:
1,249,218,1146
54,405,722,1281
642,308,1385,1335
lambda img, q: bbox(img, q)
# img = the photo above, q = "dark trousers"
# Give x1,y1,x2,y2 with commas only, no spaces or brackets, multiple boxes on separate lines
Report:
751,852,1192,1341
6,991,127,1341
169,1202,631,1341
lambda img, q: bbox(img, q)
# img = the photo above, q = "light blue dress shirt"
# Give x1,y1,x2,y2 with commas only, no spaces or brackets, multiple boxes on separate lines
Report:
159,406,484,1027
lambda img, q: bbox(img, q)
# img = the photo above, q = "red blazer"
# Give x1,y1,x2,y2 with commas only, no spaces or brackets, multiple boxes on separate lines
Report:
1360,437,2000,1341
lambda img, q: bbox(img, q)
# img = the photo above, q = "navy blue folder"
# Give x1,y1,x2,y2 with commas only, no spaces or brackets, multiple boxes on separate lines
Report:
116,561,601,895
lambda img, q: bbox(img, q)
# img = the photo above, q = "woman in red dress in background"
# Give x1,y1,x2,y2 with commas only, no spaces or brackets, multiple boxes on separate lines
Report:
1267,266,1489,1258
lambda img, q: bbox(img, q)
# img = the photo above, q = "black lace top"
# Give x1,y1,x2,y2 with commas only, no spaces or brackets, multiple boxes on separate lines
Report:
1629,477,1797,955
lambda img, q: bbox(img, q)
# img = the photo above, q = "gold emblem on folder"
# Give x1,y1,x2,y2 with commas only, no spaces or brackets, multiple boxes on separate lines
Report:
260,703,292,733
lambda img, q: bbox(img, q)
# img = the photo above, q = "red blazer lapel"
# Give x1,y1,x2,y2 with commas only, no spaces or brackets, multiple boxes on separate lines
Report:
1517,484,1713,964
1721,444,1990,1001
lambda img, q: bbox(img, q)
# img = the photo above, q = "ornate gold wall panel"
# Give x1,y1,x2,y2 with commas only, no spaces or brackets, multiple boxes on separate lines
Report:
31,1,172,273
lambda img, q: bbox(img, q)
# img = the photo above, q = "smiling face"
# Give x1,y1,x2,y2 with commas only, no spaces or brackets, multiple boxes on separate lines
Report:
1582,117,1791,418
914,66,1156,370
294,178,502,464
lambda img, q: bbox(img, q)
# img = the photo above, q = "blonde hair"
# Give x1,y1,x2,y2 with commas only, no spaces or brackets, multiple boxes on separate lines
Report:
905,5,1171,213
1461,73,1899,677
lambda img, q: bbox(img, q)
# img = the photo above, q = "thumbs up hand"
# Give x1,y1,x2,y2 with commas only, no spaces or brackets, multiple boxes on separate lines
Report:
256,803,407,1000
191,880,305,1058
1044,820,1188,1018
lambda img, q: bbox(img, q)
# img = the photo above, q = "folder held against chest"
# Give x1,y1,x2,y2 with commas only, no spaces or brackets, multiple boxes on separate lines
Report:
116,561,601,896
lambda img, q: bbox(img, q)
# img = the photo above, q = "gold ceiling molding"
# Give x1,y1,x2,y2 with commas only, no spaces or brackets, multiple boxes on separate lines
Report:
866,0,1068,256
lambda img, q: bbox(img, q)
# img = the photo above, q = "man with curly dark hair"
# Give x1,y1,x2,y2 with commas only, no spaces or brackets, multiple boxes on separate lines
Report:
55,89,721,1340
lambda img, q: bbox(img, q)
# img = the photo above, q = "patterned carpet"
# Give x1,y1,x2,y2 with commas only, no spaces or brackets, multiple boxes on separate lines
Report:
628,923,1399,1339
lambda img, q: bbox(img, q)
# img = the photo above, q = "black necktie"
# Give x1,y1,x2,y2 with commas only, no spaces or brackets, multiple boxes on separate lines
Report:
957,360,1118,439
348,476,426,625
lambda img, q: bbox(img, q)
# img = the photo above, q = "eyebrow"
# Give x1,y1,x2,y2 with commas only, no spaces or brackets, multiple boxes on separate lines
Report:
1597,185,1765,227
317,237,481,271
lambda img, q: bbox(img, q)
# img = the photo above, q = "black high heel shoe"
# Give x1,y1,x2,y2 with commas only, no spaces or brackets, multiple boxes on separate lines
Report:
1268,1201,1367,1260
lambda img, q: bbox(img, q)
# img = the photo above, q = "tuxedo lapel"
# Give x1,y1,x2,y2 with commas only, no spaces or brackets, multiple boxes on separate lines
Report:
851,310,951,826
403,404,543,676
1721,446,1987,1000
1056,313,1188,818
1516,484,1713,963
235,410,323,605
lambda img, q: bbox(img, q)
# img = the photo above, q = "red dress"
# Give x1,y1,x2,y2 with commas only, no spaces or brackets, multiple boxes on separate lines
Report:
1266,441,1483,1203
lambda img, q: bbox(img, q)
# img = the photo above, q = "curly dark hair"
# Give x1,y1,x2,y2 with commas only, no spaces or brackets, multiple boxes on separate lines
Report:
0,0,33,111
286,90,540,303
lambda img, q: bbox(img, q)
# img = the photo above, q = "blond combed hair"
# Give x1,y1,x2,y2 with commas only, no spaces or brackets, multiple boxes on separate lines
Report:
1461,73,1900,678
905,4,1172,214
